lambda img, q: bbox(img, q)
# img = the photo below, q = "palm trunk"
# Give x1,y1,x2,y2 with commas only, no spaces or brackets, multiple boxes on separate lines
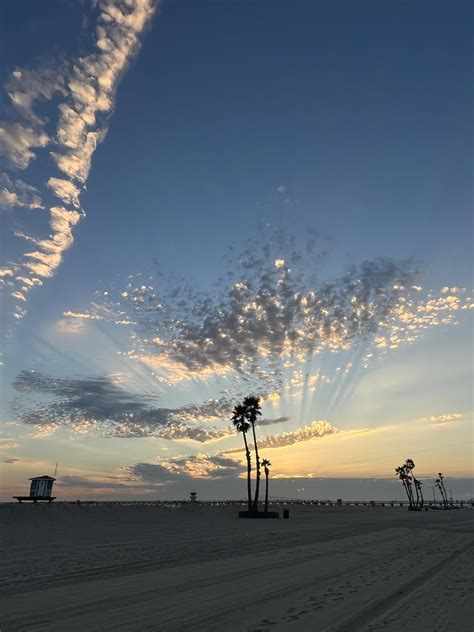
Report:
437,483,446,507
401,480,409,503
242,433,252,512
442,487,449,507
251,422,261,511
264,473,269,513
404,479,414,507
441,482,449,507
436,484,443,506
410,467,421,509
418,485,424,507
412,478,420,509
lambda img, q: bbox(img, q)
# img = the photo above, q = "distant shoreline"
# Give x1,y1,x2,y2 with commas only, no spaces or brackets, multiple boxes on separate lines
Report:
2,498,472,506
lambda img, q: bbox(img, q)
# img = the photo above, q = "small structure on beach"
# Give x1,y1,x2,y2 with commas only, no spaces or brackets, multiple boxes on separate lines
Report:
190,490,197,503
13,475,56,503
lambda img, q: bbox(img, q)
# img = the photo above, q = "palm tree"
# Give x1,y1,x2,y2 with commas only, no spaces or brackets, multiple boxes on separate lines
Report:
396,463,415,509
405,459,418,507
414,478,424,507
405,459,423,509
435,473,448,508
243,395,262,512
262,458,271,513
395,465,408,504
231,403,252,512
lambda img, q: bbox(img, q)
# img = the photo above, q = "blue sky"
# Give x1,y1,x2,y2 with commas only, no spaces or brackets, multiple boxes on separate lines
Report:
0,0,472,500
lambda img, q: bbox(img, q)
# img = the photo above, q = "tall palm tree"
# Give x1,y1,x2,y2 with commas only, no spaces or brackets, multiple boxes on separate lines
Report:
414,478,424,507
395,463,414,508
243,395,262,512
435,472,448,508
405,459,423,508
231,403,252,512
262,458,271,513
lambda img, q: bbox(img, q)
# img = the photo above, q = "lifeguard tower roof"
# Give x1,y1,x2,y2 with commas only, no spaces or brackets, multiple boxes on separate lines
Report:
29,475,56,481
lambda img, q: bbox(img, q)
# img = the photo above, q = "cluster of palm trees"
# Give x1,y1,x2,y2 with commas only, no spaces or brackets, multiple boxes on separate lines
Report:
396,460,452,510
395,458,424,510
231,396,272,514
231,403,456,516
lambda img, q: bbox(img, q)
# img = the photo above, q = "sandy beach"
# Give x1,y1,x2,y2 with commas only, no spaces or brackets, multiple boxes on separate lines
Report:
0,503,472,631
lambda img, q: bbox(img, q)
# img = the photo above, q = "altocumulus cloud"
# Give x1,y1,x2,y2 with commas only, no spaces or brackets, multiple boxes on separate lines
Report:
12,368,292,441
87,232,472,398
12,369,241,442
0,0,156,324
421,413,464,425
257,420,337,449
0,173,44,211
130,454,246,484
224,420,338,453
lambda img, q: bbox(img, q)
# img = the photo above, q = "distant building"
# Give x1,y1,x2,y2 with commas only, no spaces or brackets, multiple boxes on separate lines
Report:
29,476,56,498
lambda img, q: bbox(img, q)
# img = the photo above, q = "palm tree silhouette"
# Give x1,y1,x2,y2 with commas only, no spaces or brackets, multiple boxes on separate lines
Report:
395,462,415,509
405,459,423,508
414,477,424,507
243,395,262,512
231,403,252,512
435,472,448,508
262,458,271,513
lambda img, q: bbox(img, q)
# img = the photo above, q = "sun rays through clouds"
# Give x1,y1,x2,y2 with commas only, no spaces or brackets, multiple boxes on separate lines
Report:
1,0,471,499
11,230,472,476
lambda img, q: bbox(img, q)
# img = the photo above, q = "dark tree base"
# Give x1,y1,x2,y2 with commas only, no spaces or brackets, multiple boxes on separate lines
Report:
238,510,280,519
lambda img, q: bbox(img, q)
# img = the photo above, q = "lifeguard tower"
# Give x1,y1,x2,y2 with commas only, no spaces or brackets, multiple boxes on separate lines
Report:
190,490,197,503
13,475,56,503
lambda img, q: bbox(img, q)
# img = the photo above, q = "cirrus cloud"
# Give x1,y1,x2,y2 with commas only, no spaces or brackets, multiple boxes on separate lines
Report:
1,0,157,325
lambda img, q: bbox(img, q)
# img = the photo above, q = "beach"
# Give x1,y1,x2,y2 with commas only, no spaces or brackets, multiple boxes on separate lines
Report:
1,503,472,631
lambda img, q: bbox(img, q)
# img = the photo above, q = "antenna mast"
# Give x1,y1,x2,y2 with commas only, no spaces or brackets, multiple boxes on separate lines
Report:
53,461,58,478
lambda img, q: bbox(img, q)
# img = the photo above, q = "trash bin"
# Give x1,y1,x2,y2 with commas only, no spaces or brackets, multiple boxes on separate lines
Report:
283,508,289,519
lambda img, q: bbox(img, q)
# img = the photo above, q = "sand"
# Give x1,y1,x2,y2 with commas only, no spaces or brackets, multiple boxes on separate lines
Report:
0,503,472,631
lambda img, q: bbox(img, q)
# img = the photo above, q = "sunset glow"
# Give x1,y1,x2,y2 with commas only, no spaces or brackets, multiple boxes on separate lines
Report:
1,0,472,501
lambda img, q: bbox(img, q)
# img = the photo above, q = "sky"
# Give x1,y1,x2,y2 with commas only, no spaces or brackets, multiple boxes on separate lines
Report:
0,0,472,501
